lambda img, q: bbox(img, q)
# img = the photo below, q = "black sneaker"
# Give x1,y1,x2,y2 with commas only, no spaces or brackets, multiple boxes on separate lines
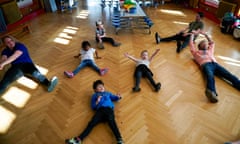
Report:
113,42,121,47
132,87,141,92
117,138,124,144
155,32,161,44
176,41,182,53
234,83,240,90
117,140,124,144
47,76,58,92
205,89,218,103
155,82,161,92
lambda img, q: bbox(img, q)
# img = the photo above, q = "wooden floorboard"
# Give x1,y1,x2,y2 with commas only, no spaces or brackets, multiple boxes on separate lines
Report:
0,1,240,144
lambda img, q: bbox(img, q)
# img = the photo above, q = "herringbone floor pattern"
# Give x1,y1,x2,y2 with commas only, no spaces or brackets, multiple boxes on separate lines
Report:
0,1,240,144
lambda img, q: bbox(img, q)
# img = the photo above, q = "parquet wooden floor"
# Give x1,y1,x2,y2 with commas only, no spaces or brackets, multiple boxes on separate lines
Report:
0,0,240,144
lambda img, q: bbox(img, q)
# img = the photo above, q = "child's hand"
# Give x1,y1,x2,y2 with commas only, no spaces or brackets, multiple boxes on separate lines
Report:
96,56,102,59
183,33,190,37
124,53,129,58
116,93,122,99
74,54,80,58
96,96,102,104
191,30,199,35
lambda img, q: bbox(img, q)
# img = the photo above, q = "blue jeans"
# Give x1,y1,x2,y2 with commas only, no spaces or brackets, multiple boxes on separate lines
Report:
72,59,100,75
202,62,240,94
0,63,50,94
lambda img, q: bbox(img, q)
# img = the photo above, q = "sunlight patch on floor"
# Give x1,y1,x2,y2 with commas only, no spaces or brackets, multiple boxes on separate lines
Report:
36,64,49,75
0,105,16,134
217,55,240,63
54,26,78,45
173,21,189,25
217,55,240,67
160,9,186,17
17,77,38,89
76,10,89,19
2,87,31,108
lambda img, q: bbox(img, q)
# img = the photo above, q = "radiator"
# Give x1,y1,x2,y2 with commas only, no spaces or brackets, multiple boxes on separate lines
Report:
216,1,237,18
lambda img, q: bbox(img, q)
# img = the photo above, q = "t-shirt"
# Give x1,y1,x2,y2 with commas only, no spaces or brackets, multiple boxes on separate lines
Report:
1,42,33,64
80,48,96,61
188,21,204,32
136,59,150,68
96,28,105,37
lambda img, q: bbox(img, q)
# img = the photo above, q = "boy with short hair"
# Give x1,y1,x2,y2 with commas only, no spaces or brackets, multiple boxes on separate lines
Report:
65,80,124,144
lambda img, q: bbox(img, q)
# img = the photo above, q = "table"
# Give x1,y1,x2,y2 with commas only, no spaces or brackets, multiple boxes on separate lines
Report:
112,3,153,34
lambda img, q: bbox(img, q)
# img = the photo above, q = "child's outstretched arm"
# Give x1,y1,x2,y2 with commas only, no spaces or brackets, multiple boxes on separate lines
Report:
95,51,101,59
200,31,214,45
189,32,197,54
74,53,81,58
110,92,122,101
200,31,215,52
124,53,138,62
149,49,160,61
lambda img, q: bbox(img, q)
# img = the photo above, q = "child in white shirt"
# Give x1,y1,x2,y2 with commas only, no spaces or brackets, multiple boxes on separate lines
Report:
64,41,108,78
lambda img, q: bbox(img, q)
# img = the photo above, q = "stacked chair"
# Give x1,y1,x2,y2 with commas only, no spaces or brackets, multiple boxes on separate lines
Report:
111,4,154,34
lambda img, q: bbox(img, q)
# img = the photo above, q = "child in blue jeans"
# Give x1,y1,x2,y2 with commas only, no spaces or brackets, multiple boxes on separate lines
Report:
65,80,124,144
124,49,161,92
64,41,108,78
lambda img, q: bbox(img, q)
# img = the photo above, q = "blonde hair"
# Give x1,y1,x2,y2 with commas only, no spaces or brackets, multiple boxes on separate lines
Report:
1,35,19,44
141,50,148,56
198,40,207,50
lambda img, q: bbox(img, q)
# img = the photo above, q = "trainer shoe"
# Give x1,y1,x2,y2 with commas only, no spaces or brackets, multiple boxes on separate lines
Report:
64,71,74,78
234,82,240,90
113,42,121,47
176,41,182,53
100,68,108,76
155,32,161,44
117,138,124,144
155,82,161,92
132,87,141,92
205,89,218,103
65,137,82,144
98,42,105,49
47,76,58,92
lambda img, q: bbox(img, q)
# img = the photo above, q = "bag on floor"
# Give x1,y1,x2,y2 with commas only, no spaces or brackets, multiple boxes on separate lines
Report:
220,12,235,34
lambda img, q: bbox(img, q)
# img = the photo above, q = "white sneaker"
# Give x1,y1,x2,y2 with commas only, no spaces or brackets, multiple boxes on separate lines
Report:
47,76,58,92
